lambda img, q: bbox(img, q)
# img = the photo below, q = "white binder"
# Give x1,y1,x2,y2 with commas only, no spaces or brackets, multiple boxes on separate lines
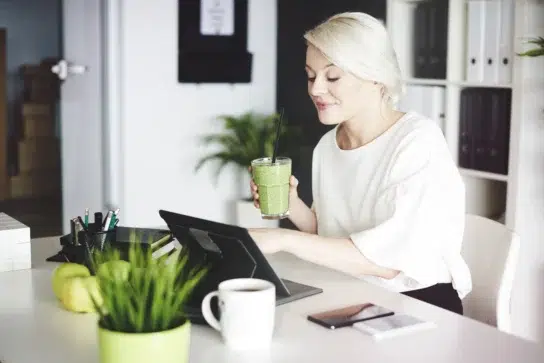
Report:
397,85,445,132
466,1,486,82
427,87,446,132
482,0,501,83
497,0,514,84
397,85,422,114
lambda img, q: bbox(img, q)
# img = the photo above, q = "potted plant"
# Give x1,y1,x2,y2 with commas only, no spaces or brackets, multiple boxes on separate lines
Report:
88,232,207,363
195,111,301,228
517,36,544,57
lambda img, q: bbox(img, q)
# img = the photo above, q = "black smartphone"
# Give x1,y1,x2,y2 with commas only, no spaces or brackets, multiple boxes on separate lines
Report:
307,303,395,329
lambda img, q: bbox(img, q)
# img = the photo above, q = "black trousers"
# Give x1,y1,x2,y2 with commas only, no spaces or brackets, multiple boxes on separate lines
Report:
401,283,463,315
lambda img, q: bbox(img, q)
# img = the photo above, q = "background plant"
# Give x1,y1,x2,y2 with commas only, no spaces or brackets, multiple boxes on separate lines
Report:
517,36,544,57
195,111,302,184
89,231,207,333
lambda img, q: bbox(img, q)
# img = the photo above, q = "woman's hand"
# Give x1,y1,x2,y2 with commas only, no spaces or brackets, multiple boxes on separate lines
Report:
249,166,299,209
248,228,287,254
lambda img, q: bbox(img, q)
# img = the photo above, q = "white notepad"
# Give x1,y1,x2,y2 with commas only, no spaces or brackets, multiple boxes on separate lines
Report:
352,314,436,341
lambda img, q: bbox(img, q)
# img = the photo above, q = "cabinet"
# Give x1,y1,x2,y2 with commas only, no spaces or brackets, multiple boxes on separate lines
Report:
387,0,544,342
386,0,519,222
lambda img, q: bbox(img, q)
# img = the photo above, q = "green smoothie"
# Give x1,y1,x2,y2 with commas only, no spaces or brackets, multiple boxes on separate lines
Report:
251,157,292,219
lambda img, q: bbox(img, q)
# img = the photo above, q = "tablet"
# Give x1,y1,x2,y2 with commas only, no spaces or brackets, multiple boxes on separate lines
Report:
157,209,323,323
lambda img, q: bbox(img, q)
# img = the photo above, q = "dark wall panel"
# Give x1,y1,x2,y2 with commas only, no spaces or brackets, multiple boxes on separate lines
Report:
276,1,386,228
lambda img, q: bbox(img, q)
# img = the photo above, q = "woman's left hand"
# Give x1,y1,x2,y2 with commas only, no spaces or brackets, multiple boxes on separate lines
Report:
247,228,287,254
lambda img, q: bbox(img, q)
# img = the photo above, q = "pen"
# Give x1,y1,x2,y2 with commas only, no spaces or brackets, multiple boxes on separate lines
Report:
94,212,103,229
103,210,114,232
84,208,89,227
73,218,82,245
109,208,120,230
70,218,77,245
78,216,88,232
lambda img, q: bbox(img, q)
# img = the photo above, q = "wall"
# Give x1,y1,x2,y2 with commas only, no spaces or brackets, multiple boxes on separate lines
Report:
506,0,544,343
0,0,61,173
117,0,277,227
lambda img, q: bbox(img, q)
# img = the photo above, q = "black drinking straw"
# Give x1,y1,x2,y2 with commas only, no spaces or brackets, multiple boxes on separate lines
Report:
271,107,285,164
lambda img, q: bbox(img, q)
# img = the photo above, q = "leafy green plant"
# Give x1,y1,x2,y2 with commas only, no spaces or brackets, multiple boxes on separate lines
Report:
88,231,207,333
517,36,544,57
195,111,302,183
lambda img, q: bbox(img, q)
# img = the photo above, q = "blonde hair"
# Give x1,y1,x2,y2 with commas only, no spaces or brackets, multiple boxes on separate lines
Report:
303,12,404,106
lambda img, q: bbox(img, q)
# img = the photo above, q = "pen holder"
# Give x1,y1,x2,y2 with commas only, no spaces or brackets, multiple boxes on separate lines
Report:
78,227,117,272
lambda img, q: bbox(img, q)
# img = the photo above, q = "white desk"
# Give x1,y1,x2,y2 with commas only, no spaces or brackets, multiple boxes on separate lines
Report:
0,237,543,363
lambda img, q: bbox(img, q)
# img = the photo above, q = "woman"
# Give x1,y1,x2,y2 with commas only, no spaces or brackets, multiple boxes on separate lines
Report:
249,12,472,314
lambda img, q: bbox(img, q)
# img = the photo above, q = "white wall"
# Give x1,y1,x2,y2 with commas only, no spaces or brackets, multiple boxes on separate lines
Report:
116,0,277,227
506,0,544,343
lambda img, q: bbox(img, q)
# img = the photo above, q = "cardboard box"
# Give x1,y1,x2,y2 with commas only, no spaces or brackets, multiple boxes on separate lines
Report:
20,63,60,102
18,137,60,172
22,115,55,138
21,103,53,117
9,169,61,199
0,213,31,272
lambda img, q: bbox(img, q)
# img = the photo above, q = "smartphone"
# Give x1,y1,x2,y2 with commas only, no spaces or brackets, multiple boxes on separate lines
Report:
307,303,395,329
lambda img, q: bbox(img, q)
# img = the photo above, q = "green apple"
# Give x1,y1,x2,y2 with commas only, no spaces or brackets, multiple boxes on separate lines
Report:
60,276,103,313
96,260,131,281
51,263,91,300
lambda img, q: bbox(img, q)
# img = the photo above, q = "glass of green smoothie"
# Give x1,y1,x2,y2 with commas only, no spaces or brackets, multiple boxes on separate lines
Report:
251,157,292,219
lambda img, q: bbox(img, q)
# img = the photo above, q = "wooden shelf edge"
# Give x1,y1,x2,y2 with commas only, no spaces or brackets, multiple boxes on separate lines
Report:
459,168,509,182
403,78,448,86
403,78,513,89
457,81,513,89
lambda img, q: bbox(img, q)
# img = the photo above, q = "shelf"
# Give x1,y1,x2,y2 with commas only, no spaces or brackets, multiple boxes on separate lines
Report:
403,78,448,86
403,79,513,89
386,0,521,226
457,81,512,89
459,168,508,182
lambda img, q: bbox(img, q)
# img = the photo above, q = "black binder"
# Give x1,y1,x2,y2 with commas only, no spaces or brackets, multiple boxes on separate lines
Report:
486,89,512,174
458,88,511,175
413,2,429,78
413,0,448,79
458,90,473,168
472,90,487,171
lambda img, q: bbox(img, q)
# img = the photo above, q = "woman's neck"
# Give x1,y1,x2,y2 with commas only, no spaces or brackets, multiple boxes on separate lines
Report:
337,108,405,150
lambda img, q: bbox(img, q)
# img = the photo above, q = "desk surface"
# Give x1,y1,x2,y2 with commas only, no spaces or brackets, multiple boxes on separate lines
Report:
0,237,542,363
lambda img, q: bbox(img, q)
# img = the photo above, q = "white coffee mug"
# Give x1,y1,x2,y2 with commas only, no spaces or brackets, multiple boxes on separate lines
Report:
201,278,276,350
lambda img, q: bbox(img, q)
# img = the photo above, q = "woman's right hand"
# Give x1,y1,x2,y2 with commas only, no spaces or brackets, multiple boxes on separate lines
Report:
249,167,299,209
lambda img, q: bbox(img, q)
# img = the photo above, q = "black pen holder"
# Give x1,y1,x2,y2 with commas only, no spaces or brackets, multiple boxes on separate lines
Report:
54,221,117,267
79,228,117,252
79,227,117,272
49,222,173,268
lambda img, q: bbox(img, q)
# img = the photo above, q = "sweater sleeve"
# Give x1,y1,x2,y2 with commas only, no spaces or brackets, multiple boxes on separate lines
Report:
349,128,466,288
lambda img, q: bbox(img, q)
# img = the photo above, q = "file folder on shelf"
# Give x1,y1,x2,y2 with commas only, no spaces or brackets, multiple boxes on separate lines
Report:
465,1,486,82
458,88,511,175
412,0,448,80
497,0,514,84
486,89,512,174
482,0,501,83
465,0,514,84
413,1,429,78
397,85,446,132
458,90,474,168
